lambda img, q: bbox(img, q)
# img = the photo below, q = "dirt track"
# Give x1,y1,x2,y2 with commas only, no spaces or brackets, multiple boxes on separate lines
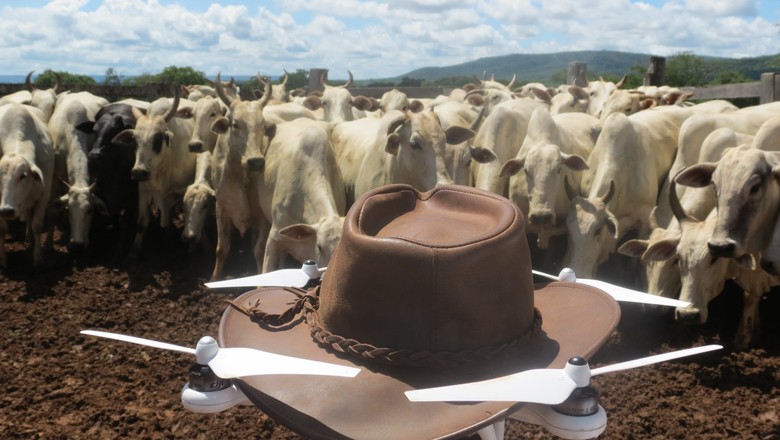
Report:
0,224,778,439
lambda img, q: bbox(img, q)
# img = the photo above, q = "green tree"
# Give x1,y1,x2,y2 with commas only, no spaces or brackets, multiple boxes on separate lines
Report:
34,69,96,87
711,70,751,85
399,76,422,87
665,51,707,87
104,67,121,86
122,65,206,86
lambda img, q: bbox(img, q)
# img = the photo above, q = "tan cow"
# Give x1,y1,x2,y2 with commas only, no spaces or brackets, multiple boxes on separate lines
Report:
208,74,274,281
0,103,55,267
182,150,214,249
112,86,196,256
257,118,346,271
47,91,109,253
180,96,227,154
499,107,599,248
332,107,474,207
0,71,62,123
565,106,690,277
303,71,373,123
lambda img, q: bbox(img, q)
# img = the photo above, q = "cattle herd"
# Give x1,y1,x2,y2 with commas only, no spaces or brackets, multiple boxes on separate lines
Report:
1,69,779,351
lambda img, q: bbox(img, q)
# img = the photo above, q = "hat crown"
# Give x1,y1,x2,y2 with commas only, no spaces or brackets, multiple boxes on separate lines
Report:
319,184,536,354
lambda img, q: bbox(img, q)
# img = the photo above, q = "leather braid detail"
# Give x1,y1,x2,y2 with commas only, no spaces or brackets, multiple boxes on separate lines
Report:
302,296,543,368
234,287,543,368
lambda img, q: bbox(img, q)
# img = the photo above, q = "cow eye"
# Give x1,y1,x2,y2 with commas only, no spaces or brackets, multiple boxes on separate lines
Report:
749,182,761,195
411,140,422,151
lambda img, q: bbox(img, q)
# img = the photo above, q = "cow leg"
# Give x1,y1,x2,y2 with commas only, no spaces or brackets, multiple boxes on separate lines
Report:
253,216,271,275
210,212,232,281
31,203,47,267
734,291,761,350
129,191,152,260
0,219,7,268
262,224,280,273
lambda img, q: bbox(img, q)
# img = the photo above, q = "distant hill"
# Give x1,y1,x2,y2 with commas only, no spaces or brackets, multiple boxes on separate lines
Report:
378,50,779,85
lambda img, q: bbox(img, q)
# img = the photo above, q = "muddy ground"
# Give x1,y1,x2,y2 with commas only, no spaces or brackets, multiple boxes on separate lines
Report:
0,222,778,440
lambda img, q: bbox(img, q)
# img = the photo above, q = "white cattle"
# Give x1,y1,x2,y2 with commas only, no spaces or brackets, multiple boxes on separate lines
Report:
0,72,62,122
258,118,346,271
112,86,196,256
433,105,494,187
531,86,590,115
676,144,780,262
471,101,546,197
182,150,214,248
565,106,690,277
619,127,755,298
0,103,55,267
208,75,274,281
303,71,373,123
598,90,658,121
269,72,290,103
332,108,474,207
262,102,317,126
642,179,778,349
379,89,410,114
586,76,627,119
500,107,599,247
47,91,109,253
655,101,780,227
179,96,227,154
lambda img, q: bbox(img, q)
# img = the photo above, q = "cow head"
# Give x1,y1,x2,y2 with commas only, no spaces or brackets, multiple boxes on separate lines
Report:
641,179,742,325
180,96,226,153
599,90,656,121
0,154,45,221
675,146,780,260
269,215,345,272
182,181,215,244
210,72,274,173
379,89,410,115
302,71,373,123
112,86,190,181
26,70,61,122
58,183,108,253
501,144,588,228
586,75,627,119
564,179,619,278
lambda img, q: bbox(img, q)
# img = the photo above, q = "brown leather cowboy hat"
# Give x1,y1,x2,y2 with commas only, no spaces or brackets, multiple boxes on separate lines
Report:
219,184,620,439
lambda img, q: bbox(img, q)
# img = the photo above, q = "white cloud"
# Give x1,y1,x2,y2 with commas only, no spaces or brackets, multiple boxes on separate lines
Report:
0,0,776,79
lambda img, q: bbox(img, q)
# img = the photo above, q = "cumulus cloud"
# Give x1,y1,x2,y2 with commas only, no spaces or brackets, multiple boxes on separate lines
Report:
0,0,776,79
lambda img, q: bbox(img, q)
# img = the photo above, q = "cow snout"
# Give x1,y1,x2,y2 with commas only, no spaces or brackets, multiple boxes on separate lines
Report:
0,206,15,219
529,211,555,226
674,307,704,325
243,156,265,172
708,240,736,258
188,141,204,153
131,168,151,181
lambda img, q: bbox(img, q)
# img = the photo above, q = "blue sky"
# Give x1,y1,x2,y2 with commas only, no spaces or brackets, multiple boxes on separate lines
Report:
0,0,778,80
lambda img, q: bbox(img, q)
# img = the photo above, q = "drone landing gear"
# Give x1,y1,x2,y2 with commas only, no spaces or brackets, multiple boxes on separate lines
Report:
509,402,607,440
181,382,251,413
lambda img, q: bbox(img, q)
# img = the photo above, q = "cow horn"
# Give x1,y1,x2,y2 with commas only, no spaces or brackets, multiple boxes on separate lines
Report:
649,206,659,230
319,71,328,88
669,175,694,223
53,72,62,93
215,72,234,107
601,180,615,205
256,75,272,107
470,105,486,132
344,71,353,88
506,73,516,89
25,71,34,91
281,71,289,86
473,74,481,84
164,83,181,122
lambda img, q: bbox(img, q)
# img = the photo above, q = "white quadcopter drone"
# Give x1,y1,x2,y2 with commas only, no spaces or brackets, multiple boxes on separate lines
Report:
82,261,720,440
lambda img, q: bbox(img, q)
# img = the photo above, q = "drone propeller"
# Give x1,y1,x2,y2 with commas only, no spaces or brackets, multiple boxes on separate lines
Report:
80,330,360,379
205,260,325,289
532,268,692,308
405,344,721,404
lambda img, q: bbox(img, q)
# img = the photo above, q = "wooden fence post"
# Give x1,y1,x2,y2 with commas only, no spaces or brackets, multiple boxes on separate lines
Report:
760,72,780,104
644,56,666,86
568,61,588,87
309,68,328,93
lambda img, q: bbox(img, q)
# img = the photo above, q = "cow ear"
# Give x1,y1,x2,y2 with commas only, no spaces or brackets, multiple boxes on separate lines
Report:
470,146,496,164
642,238,679,262
499,158,525,177
675,163,716,188
210,117,230,134
618,239,649,258
265,124,277,142
561,153,589,171
351,95,372,111
467,94,485,107
408,100,424,113
531,88,552,103
75,121,95,135
112,129,135,145
444,126,475,145
303,95,322,111
385,133,401,155
279,223,317,241
569,86,589,101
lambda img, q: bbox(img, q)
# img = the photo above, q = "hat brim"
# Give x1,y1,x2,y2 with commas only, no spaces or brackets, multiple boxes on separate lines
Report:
218,281,620,440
